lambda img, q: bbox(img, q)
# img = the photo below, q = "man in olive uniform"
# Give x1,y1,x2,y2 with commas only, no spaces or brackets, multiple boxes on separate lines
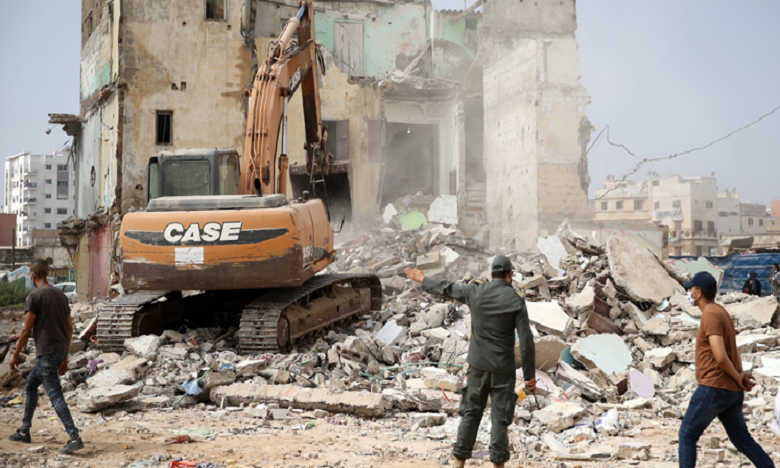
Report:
406,255,536,468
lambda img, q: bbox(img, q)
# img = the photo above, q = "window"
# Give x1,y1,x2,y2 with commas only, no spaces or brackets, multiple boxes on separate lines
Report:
205,0,226,20
46,164,52,170
44,223,51,229
45,179,52,185
652,180,660,187
218,154,239,195
334,22,364,76
718,212,728,217
675,247,682,256
57,208,67,215
672,200,681,208
634,200,643,210
760,219,764,227
45,208,51,214
708,221,715,233
696,246,704,256
58,164,67,171
45,194,52,199
706,201,713,208
601,202,608,211
616,201,624,210
156,111,173,145
674,221,682,231
56,223,62,229
694,220,703,232
163,161,210,196
57,180,68,187
654,202,660,209
749,218,754,226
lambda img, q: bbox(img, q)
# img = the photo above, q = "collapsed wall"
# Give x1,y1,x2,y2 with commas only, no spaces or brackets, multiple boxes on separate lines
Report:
481,0,593,251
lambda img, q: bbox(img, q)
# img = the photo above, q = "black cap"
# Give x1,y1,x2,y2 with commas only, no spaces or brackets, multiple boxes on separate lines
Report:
683,271,717,290
491,255,513,274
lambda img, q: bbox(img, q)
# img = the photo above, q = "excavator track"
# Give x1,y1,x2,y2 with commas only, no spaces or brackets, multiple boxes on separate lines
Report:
96,291,172,353
238,273,382,354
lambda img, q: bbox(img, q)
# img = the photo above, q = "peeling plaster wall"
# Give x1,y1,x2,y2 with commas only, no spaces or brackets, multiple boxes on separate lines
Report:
482,0,591,250
119,0,251,212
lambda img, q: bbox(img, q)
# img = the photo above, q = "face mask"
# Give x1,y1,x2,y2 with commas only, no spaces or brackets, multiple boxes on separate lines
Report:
687,291,696,306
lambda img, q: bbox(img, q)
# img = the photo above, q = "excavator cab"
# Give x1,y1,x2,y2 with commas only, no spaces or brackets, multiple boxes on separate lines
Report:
147,148,241,202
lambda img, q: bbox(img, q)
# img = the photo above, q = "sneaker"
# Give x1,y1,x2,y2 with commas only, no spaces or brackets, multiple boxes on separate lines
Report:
8,430,31,443
58,437,84,454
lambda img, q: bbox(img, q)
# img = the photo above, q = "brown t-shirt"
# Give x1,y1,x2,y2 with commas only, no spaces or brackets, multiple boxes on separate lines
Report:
25,284,71,356
695,303,742,392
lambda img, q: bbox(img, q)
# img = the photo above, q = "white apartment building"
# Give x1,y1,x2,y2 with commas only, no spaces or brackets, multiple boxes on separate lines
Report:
3,150,76,247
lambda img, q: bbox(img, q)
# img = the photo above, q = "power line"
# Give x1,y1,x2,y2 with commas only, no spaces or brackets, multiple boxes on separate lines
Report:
594,104,780,199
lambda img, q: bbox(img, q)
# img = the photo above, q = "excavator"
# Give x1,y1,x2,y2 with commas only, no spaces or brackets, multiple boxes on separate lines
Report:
96,2,381,354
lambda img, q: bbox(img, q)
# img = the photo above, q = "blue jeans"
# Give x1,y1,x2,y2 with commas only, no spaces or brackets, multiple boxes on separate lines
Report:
679,385,773,468
21,352,79,441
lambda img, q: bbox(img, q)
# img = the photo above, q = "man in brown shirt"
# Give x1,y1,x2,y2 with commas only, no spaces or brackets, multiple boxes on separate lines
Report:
8,259,84,454
678,272,773,468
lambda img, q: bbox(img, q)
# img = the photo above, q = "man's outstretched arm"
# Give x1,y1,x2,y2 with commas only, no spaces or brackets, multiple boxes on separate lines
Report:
405,268,476,305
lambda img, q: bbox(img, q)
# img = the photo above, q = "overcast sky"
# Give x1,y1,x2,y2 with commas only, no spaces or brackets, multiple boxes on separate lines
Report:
2,1,779,208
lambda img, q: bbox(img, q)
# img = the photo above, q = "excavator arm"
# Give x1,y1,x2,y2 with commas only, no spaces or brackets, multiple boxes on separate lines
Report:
240,1,326,197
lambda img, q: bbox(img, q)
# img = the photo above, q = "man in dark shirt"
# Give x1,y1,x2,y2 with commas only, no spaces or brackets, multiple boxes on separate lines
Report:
406,255,535,468
8,259,84,454
679,271,773,468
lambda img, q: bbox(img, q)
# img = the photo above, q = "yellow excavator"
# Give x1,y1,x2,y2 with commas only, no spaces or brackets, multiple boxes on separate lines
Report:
97,3,380,354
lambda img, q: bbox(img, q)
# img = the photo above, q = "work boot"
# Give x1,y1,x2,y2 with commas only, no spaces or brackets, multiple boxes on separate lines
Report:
8,430,31,443
58,437,84,454
451,457,466,468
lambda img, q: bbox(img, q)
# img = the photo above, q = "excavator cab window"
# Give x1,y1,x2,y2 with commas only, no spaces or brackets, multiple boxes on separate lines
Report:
147,157,160,202
163,161,210,197
218,154,239,195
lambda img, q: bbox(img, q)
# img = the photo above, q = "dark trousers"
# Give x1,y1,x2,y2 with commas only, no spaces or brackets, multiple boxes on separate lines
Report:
679,385,773,468
454,367,517,464
22,352,79,441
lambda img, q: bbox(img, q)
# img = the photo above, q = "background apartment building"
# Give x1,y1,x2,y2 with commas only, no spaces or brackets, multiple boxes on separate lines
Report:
3,151,75,247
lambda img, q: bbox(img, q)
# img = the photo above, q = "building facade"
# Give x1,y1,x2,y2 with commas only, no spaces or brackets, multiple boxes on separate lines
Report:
3,151,75,247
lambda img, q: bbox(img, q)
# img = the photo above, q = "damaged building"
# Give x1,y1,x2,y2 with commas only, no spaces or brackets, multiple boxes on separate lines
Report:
50,0,594,299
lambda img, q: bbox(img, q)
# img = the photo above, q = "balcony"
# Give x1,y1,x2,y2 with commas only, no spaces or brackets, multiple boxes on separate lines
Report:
22,212,37,220
23,182,38,190
23,197,37,205
22,169,37,177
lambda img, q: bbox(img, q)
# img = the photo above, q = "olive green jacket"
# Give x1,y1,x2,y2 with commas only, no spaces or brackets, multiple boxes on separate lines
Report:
422,277,535,378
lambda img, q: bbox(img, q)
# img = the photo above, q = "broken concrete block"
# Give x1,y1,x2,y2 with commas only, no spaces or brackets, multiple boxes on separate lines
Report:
88,369,135,388
617,441,651,460
565,286,594,317
375,320,407,346
533,402,585,433
410,412,447,428
641,317,670,336
420,368,458,391
556,361,601,400
258,369,290,385
737,334,778,353
628,369,655,398
643,348,676,369
702,449,726,462
97,352,120,366
526,301,573,338
729,296,779,327
515,336,565,372
623,302,650,325
76,383,144,412
417,252,443,276
236,359,267,377
422,304,447,328
159,345,188,360
371,255,401,273
382,203,398,225
607,236,684,305
124,335,161,359
421,327,450,344
586,312,623,335
571,334,632,376
202,371,236,391
427,195,458,225
382,276,407,295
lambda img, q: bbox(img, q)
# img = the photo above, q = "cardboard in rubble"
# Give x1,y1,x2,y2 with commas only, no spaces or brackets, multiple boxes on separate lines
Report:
606,236,684,305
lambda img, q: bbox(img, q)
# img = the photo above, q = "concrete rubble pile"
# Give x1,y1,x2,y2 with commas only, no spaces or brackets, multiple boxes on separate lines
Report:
3,217,780,465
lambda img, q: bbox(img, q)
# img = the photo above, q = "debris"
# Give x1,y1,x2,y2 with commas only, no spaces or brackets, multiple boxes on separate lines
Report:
533,402,585,433
570,334,632,376
526,302,573,338
628,369,655,398
607,236,684,304
728,296,779,326
76,384,144,412
426,195,458,225
643,348,676,370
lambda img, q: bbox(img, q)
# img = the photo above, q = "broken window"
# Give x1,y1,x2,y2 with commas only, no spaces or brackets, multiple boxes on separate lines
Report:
693,220,703,232
672,200,681,208
335,22,364,76
600,202,608,211
615,201,623,211
633,200,643,211
156,111,173,145
205,0,226,20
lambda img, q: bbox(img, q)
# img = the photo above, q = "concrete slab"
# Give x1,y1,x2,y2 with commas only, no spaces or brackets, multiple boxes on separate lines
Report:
533,402,585,433
628,369,655,398
556,361,601,400
728,296,779,327
515,336,566,372
665,257,724,286
565,286,594,317
537,235,568,272
643,348,676,369
586,312,623,335
570,334,632,376
427,195,458,225
382,203,398,225
607,236,684,305
526,301,573,338
375,320,407,346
